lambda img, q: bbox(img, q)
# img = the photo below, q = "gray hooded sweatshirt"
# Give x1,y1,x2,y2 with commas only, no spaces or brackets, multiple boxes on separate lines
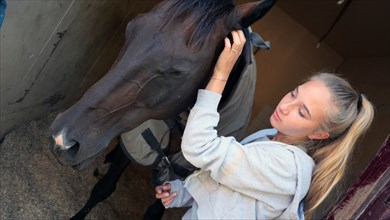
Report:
167,89,315,219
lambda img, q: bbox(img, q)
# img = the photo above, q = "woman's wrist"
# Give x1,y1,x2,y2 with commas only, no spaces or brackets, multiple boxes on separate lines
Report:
211,72,229,81
206,75,228,94
211,77,227,82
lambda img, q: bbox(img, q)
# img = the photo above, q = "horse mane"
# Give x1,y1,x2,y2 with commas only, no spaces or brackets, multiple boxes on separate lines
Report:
163,0,238,48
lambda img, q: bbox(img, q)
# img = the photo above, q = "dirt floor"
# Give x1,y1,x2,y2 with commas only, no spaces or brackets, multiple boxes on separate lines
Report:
0,112,187,220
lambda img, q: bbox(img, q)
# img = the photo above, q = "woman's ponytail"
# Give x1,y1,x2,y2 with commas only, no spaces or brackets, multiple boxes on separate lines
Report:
303,74,374,219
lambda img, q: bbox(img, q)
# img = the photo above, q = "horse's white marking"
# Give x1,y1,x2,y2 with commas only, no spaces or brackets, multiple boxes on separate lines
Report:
54,134,64,146
53,132,75,150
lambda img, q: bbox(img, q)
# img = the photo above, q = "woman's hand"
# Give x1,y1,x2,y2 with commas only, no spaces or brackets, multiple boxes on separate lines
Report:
206,30,246,94
155,183,176,207
213,30,246,79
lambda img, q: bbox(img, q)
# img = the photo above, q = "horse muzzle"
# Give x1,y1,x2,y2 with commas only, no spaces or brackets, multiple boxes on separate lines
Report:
48,135,80,166
48,134,100,170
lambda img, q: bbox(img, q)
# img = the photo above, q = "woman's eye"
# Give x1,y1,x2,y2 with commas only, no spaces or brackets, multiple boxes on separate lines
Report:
299,109,305,118
290,91,295,97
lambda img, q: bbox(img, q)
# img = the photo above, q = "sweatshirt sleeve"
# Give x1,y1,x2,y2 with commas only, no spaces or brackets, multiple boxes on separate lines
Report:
165,179,194,208
181,89,298,201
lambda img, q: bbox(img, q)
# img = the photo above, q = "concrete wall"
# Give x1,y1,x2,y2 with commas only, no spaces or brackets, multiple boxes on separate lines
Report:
337,56,390,180
0,0,160,139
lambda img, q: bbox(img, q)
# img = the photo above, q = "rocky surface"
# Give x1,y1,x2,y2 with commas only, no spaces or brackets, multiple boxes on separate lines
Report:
0,113,186,220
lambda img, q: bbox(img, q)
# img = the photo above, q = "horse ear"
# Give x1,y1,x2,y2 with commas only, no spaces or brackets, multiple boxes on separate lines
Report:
234,0,277,28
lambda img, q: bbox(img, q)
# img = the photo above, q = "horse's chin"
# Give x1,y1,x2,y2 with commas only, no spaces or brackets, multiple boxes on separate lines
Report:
71,155,99,170
52,153,98,171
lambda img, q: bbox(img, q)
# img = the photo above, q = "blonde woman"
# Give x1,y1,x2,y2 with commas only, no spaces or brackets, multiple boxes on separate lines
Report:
155,30,374,219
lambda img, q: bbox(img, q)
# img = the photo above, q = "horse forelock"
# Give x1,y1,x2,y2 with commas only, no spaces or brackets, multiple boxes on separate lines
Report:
163,0,238,49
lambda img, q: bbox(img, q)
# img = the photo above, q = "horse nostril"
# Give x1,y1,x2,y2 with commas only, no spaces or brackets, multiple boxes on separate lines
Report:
63,142,80,159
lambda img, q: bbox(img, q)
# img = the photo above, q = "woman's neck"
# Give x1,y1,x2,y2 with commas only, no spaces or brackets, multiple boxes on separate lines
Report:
272,132,303,145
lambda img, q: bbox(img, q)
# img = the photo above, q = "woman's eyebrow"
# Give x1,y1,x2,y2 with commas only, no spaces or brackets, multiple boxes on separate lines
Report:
297,86,312,119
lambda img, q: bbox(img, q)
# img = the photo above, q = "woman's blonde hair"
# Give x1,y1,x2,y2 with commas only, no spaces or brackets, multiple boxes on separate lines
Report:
302,73,374,219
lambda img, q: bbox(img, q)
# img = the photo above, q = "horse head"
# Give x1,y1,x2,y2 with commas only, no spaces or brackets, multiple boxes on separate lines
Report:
49,0,277,169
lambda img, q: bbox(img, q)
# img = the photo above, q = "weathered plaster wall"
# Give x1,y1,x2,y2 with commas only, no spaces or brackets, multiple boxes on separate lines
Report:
0,0,160,139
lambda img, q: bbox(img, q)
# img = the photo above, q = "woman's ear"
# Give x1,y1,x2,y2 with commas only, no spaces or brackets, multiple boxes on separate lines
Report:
233,0,277,28
308,132,330,140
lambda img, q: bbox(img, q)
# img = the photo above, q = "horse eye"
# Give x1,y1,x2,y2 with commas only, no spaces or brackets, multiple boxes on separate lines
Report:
164,70,185,77
171,70,183,76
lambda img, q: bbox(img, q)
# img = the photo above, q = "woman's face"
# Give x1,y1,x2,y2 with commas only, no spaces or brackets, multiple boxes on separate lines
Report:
270,79,333,143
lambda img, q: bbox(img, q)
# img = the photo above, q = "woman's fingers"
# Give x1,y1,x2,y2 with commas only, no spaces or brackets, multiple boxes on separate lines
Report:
230,30,245,55
155,183,176,206
224,37,231,49
237,30,246,43
155,183,172,200
155,183,171,194
156,191,168,199
162,183,171,191
155,185,162,194
231,30,241,45
161,192,177,206
162,192,176,202
223,30,246,53
211,29,246,80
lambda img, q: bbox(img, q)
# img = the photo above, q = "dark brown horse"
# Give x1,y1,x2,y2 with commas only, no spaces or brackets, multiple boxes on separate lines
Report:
49,0,276,169
49,0,276,219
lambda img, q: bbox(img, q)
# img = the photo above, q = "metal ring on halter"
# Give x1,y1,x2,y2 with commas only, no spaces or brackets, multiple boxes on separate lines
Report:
231,48,241,55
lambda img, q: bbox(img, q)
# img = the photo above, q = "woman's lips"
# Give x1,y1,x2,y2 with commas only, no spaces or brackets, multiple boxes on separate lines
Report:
274,110,281,121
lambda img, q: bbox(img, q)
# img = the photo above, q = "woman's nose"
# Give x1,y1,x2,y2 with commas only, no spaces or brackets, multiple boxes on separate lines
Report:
280,102,292,115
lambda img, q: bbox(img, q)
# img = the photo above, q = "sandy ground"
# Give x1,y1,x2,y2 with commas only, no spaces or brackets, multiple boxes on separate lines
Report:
0,112,186,220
